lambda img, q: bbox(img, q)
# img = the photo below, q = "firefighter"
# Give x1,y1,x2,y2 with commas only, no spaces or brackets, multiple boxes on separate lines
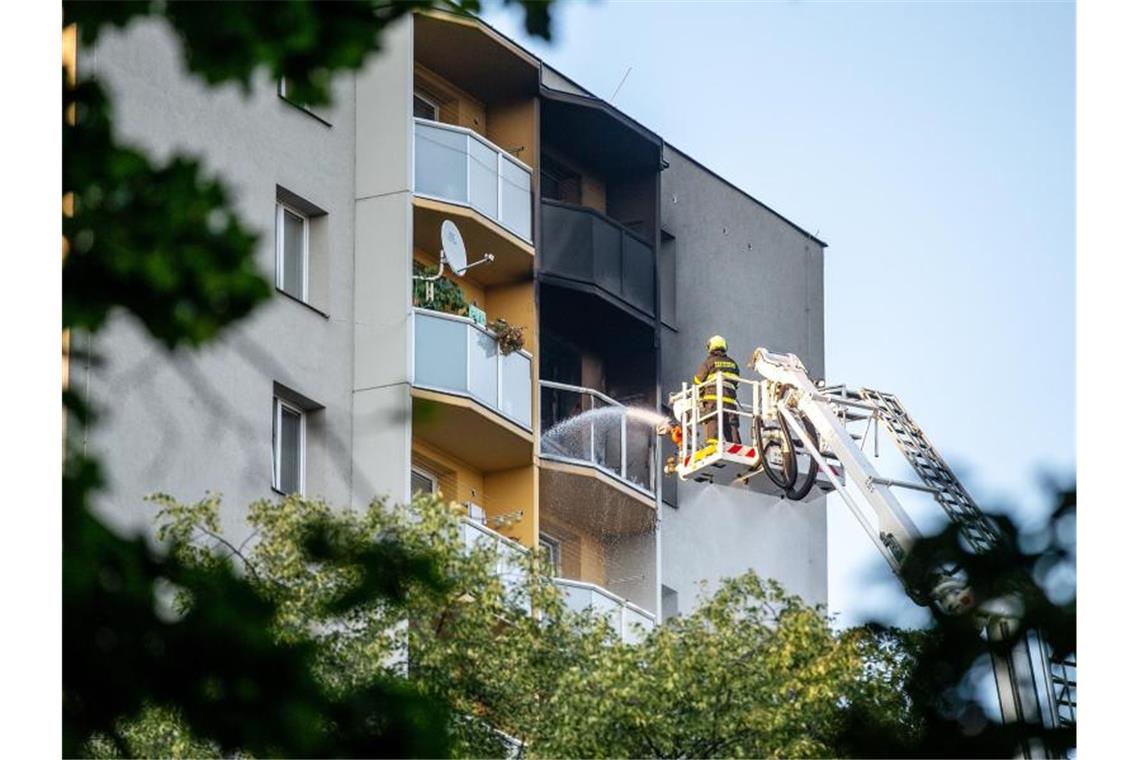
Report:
694,335,742,446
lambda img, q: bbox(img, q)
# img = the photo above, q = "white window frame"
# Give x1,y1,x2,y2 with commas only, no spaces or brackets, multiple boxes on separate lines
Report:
278,77,308,108
275,202,310,302
272,397,306,495
538,533,562,577
413,89,439,121
410,465,437,497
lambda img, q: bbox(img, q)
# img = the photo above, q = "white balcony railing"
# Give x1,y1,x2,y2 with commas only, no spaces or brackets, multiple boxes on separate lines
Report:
539,380,658,499
413,308,532,430
459,518,656,644
414,118,533,243
556,577,656,644
461,516,528,597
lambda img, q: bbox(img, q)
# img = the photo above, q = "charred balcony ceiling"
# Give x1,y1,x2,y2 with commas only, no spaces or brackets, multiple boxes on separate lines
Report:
540,282,655,351
540,87,664,178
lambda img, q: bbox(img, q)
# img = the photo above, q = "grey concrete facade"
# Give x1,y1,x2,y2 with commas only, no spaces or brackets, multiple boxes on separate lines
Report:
659,144,829,614
77,20,365,542
351,18,416,510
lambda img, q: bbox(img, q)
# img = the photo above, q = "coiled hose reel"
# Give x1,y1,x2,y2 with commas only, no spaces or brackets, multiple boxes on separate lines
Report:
758,403,819,501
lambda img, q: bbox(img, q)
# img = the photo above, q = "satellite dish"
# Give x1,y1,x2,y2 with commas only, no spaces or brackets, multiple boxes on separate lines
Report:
440,220,468,276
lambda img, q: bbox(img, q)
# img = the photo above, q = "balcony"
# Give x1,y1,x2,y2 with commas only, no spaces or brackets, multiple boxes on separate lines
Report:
462,516,528,596
412,308,533,470
460,518,655,643
414,118,533,244
539,199,655,322
539,380,658,538
557,578,655,644
540,380,657,498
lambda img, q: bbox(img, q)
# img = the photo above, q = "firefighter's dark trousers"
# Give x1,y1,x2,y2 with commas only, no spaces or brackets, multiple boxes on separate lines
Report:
701,400,740,444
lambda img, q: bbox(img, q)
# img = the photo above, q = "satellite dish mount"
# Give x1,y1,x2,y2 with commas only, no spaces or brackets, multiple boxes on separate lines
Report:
413,219,495,302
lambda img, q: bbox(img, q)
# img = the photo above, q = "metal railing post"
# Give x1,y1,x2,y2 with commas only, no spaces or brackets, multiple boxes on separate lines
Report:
464,134,471,206
621,411,628,480
755,384,761,439
496,351,503,413
680,381,688,465
589,394,597,465
689,383,698,456
496,152,503,224
716,373,724,446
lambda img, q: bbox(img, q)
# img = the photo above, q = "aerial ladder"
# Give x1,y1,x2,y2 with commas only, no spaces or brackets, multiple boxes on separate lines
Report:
662,347,1075,747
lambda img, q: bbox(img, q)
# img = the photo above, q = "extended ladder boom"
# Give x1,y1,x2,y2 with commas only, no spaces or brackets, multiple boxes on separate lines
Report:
746,348,1074,740
857,389,1002,553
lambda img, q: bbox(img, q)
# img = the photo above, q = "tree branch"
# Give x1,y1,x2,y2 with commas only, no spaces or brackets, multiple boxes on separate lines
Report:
194,524,264,585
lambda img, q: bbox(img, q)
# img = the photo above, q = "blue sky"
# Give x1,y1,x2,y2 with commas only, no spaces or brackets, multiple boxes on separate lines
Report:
480,0,1075,625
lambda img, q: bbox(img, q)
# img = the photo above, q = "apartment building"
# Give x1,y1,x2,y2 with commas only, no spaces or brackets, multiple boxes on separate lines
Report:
76,9,827,627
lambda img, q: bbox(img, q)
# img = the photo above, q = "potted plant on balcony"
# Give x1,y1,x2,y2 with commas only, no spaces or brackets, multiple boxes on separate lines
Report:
488,318,525,355
412,261,467,316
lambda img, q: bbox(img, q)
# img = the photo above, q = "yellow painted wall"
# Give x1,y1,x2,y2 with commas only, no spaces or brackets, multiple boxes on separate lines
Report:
486,98,538,172
414,64,486,136
412,438,485,507
63,24,77,83
580,175,607,214
539,513,606,586
484,464,538,548
484,280,536,353
543,145,606,213
483,281,539,551
413,439,538,550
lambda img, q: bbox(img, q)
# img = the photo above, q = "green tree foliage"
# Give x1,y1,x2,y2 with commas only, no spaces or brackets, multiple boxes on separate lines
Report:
836,484,1077,758
65,453,452,758
101,493,920,759
62,1,555,755
538,578,922,758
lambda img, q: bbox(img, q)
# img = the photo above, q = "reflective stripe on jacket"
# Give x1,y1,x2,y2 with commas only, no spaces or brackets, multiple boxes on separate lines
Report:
693,350,741,405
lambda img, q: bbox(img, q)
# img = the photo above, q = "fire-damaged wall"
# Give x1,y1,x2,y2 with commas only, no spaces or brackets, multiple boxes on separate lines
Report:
658,143,828,615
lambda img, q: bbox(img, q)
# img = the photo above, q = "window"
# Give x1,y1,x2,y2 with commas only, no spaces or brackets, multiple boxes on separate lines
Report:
538,533,562,576
413,90,439,121
273,397,306,495
278,78,333,125
276,202,309,302
275,187,329,313
661,585,680,620
660,230,678,329
278,77,304,107
540,154,582,205
411,467,437,498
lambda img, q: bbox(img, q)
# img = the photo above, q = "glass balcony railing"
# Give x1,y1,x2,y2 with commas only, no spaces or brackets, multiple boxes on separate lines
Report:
556,578,656,644
413,308,532,430
539,380,658,498
540,199,655,319
414,118,533,243
459,518,656,644
461,516,528,596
